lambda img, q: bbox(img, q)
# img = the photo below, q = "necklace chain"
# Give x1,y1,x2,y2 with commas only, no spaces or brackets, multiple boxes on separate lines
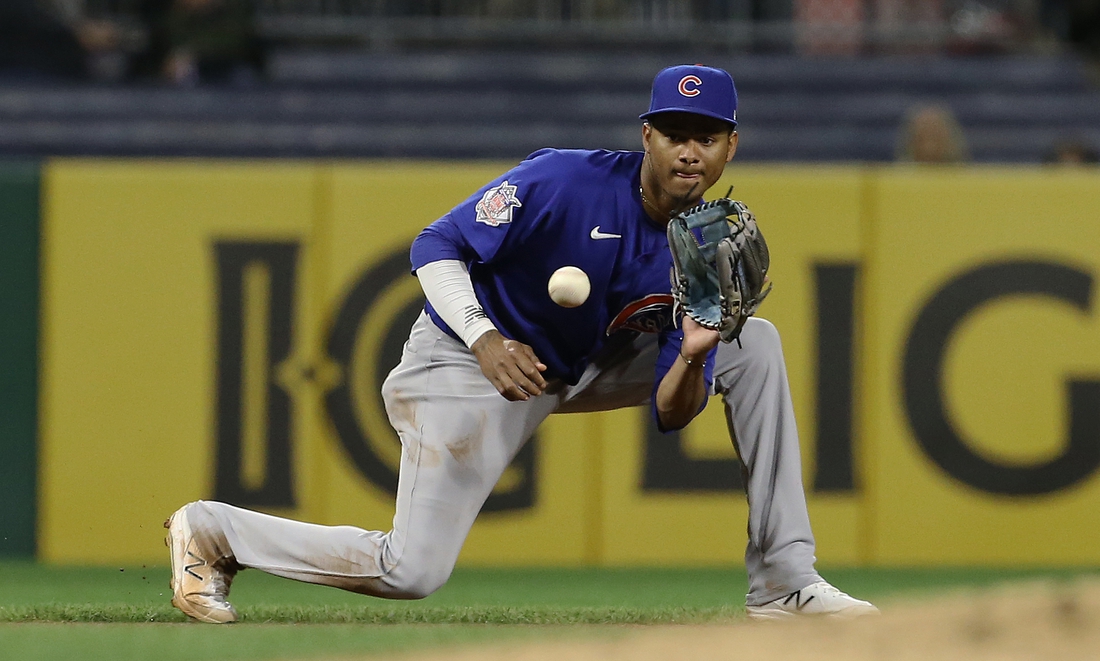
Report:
639,186,668,220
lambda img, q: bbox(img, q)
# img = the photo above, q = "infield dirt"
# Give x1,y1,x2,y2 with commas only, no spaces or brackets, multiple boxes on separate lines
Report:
397,579,1100,661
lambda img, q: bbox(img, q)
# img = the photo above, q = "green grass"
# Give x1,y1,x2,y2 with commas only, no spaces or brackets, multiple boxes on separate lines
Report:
0,622,577,661
1,563,1098,661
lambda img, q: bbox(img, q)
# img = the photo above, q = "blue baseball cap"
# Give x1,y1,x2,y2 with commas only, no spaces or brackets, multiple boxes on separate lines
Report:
640,64,738,127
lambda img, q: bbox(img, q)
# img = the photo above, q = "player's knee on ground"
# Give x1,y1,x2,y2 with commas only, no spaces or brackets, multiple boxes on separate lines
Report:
378,563,454,600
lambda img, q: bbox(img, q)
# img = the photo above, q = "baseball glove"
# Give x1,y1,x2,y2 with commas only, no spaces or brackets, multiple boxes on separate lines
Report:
667,195,772,344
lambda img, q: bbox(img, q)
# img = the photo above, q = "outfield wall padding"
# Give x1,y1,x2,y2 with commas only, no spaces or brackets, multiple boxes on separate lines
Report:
0,161,39,558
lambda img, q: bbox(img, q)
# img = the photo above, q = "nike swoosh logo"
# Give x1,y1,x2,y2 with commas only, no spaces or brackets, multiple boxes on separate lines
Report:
590,226,621,240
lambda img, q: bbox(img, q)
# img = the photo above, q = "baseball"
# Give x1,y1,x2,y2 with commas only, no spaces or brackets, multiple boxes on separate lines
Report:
548,266,590,308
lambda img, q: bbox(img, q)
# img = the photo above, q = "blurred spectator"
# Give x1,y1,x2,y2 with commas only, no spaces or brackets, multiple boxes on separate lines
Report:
133,0,263,86
1043,137,1100,164
873,0,945,53
945,0,1019,54
0,0,121,80
896,103,970,163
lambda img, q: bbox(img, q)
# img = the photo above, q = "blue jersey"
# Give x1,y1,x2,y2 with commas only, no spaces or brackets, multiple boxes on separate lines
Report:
410,148,716,407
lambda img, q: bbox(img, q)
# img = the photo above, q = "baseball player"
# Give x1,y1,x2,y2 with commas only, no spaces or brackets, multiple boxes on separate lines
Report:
165,64,878,623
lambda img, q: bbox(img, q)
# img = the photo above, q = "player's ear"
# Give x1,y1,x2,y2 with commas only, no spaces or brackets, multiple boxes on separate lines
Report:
726,130,738,162
642,122,652,152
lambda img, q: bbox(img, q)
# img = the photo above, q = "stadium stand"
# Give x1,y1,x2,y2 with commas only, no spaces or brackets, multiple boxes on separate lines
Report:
1,51,1097,162
1,1,1097,162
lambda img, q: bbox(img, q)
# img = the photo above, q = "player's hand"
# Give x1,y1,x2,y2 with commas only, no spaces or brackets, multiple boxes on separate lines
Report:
470,330,548,401
680,316,721,363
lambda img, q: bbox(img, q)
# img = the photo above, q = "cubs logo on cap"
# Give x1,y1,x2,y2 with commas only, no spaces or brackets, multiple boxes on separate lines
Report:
678,75,703,97
640,64,737,127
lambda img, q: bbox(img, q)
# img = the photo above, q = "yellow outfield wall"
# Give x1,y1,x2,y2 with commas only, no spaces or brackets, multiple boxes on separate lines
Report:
863,167,1100,565
38,160,1100,566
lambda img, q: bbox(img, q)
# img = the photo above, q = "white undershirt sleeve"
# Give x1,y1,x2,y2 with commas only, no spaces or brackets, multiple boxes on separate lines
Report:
415,259,498,348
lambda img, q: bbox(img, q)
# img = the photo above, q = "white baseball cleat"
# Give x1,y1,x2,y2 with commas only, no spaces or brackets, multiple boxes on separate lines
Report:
165,504,240,624
746,581,879,621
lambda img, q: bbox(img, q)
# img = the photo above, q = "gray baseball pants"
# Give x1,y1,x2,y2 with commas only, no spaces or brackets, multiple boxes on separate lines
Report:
185,312,821,606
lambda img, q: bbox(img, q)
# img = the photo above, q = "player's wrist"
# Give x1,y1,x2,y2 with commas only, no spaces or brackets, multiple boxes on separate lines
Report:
469,326,502,352
679,349,705,368
463,318,499,349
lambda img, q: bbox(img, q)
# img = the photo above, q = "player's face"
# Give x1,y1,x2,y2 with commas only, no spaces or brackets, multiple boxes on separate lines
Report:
642,113,738,203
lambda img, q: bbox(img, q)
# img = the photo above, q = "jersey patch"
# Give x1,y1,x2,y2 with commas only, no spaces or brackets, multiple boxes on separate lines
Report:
475,180,522,227
607,293,675,335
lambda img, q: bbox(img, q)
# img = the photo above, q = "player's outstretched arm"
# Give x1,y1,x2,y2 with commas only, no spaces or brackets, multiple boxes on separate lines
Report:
655,316,720,429
471,330,548,401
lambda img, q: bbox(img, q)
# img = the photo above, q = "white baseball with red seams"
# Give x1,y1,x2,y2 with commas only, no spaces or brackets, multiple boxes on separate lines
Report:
548,266,591,307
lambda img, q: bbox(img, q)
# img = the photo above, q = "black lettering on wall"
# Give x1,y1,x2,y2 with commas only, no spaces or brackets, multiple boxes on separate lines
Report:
904,260,1100,495
642,409,743,492
213,241,299,507
813,264,858,493
325,249,537,513
645,264,859,495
